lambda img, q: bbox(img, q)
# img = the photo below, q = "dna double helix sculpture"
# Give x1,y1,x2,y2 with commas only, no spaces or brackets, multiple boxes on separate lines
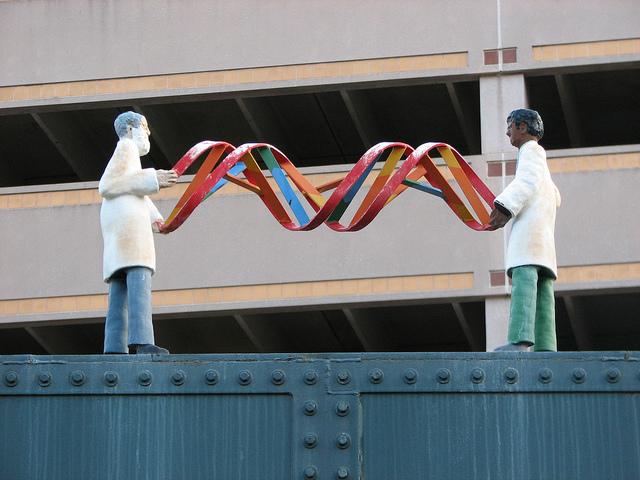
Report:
160,141,496,233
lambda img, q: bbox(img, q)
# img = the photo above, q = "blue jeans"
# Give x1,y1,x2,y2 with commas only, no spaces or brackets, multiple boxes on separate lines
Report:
104,266,155,353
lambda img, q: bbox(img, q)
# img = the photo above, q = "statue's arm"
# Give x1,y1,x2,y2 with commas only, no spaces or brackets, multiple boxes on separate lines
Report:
145,196,166,233
98,168,159,199
494,144,545,218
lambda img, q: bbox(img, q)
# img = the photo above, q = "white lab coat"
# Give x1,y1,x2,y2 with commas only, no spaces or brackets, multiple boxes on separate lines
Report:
99,139,163,282
495,140,561,278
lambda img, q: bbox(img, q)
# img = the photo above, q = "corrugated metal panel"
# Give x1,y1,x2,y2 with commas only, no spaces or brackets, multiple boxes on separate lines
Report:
1,395,290,480
363,393,640,479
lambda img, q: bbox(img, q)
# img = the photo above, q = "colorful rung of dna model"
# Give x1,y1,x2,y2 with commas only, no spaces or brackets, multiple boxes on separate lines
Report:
160,141,496,233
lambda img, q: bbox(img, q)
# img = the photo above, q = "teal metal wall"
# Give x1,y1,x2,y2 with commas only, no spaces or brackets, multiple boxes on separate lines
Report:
1,352,639,479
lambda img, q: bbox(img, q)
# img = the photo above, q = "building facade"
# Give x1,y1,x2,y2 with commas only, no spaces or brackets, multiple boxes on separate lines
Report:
0,0,639,354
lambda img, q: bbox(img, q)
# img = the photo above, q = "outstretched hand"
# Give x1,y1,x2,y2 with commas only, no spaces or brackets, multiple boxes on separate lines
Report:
152,220,166,234
157,169,178,188
487,208,511,230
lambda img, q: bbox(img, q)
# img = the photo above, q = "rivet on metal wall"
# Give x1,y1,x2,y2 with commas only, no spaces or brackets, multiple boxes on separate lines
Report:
204,369,219,385
470,368,485,384
606,368,621,383
38,372,52,387
70,370,86,387
337,370,351,385
103,371,118,387
238,370,253,386
4,371,18,387
303,400,318,416
504,368,518,384
303,433,318,449
335,400,350,417
336,466,350,479
303,465,318,480
369,368,384,384
304,370,318,385
404,368,418,384
138,370,153,387
538,368,553,384
171,370,186,386
436,368,451,384
572,368,587,384
271,369,286,386
336,433,351,449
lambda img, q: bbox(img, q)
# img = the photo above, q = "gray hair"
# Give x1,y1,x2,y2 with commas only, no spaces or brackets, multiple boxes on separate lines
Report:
114,111,145,138
507,108,544,139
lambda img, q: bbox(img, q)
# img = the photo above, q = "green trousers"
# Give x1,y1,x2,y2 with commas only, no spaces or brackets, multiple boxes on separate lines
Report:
508,265,557,352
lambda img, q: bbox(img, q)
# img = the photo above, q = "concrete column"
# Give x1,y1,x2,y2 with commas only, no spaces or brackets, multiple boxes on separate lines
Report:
480,74,528,154
485,296,511,351
480,75,527,350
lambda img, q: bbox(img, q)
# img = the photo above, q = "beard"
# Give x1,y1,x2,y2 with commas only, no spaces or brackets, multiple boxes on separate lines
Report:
132,129,151,156
137,139,151,156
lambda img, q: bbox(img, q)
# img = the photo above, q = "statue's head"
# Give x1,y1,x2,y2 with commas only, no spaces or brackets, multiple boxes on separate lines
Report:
506,108,544,139
114,111,151,156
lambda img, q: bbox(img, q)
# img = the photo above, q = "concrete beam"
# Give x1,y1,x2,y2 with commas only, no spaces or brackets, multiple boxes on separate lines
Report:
342,308,388,352
24,326,86,354
234,314,287,353
235,97,296,156
554,74,585,148
446,82,480,154
339,89,380,150
23,327,53,354
31,111,102,180
563,296,593,350
319,309,365,351
452,302,483,351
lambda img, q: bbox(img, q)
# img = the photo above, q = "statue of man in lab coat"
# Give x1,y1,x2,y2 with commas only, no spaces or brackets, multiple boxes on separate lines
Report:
99,111,177,354
488,109,562,352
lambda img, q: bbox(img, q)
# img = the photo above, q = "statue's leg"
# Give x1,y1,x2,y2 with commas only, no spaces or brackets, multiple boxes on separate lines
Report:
507,266,537,346
126,267,155,348
104,274,128,353
533,273,557,352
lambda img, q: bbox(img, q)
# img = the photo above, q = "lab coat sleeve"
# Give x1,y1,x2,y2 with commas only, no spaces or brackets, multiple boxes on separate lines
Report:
145,196,164,224
494,144,545,217
99,168,159,199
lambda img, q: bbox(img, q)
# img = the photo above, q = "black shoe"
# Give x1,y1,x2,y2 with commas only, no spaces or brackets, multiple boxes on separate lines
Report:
133,344,170,354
